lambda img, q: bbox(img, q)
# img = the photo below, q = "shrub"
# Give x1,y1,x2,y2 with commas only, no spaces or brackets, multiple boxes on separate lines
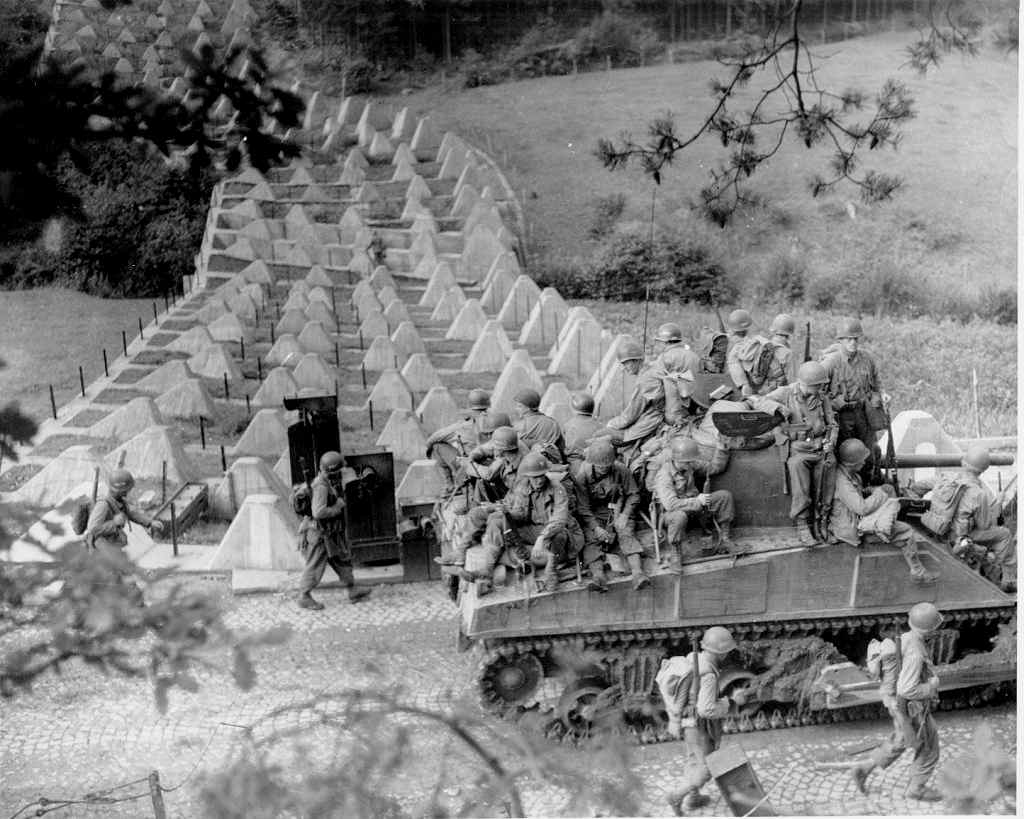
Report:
588,193,627,239
755,247,807,302
976,284,1017,325
575,11,662,68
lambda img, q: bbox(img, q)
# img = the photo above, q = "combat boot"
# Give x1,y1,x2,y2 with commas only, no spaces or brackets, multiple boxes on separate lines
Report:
906,786,942,802
665,544,683,574
586,560,609,592
715,523,745,555
682,791,711,810
297,592,324,611
850,762,872,795
347,584,372,603
794,517,816,547
666,793,684,817
627,553,650,590
540,562,560,592
902,543,938,585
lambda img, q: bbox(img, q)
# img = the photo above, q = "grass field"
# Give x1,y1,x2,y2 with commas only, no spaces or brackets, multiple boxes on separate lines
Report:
401,30,1017,295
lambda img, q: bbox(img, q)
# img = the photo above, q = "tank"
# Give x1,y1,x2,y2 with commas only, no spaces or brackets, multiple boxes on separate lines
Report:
434,409,1017,743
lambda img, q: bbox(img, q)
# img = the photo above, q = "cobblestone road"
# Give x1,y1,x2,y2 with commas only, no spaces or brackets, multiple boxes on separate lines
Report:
0,581,1016,817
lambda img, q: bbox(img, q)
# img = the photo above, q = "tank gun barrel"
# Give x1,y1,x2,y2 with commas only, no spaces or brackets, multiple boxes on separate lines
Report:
892,453,1015,468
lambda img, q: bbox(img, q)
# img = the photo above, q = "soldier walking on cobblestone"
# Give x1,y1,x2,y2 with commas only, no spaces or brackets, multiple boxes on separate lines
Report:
297,451,372,610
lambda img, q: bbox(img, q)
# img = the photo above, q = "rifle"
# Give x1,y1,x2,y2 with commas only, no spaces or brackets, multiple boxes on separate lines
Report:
690,636,702,725
713,305,727,335
884,409,900,496
641,284,651,357
892,630,917,747
701,471,721,539
803,321,812,362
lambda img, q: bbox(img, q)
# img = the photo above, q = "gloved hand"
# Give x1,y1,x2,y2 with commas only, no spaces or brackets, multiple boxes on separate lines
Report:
832,397,848,411
667,716,682,740
877,483,896,498
730,687,750,707
148,519,166,537
823,452,837,467
697,493,711,507
112,512,127,527
594,526,614,545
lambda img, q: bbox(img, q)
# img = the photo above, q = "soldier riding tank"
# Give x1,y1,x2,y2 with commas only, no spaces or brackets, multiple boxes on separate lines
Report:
431,400,1017,743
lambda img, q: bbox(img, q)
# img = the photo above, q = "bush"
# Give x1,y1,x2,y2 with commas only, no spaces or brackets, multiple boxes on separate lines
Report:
755,247,807,301
460,48,504,88
502,17,577,79
588,193,627,239
976,284,1017,325
575,11,662,68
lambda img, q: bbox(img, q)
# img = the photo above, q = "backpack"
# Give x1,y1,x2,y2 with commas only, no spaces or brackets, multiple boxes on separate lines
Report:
291,483,312,518
655,653,695,715
734,336,777,388
920,477,968,538
71,499,92,535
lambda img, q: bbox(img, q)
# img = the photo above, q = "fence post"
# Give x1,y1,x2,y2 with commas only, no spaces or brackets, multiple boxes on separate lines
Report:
148,771,167,819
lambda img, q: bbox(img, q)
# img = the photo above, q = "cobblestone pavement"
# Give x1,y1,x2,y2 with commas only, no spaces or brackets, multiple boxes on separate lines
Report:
0,580,1016,817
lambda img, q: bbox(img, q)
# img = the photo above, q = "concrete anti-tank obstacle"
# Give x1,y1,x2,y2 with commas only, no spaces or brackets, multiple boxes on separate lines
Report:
167,325,215,355
188,343,244,380
272,451,292,487
519,287,570,347
238,219,274,240
400,353,443,393
480,320,514,357
282,290,310,312
450,183,480,219
419,262,457,307
155,378,218,420
408,231,437,270
403,197,432,224
230,408,289,459
587,334,638,393
348,249,374,276
464,201,506,238
392,156,416,182
365,369,414,413
395,459,448,505
362,335,405,371
376,409,428,463
540,382,573,429
285,203,313,227
390,107,415,142
483,251,522,291
445,299,489,341
357,310,390,340
338,162,366,186
304,301,338,332
265,333,305,367
480,264,517,313
292,353,336,392
593,361,638,421
238,282,265,306
338,206,365,244
105,425,199,484
305,265,333,287
252,366,300,406
196,297,230,324
430,286,467,322
490,355,545,416
335,95,362,126
89,396,165,439
209,456,292,519
883,410,964,484
352,290,382,321
288,278,312,297
14,446,107,508
368,131,394,161
458,225,506,280
410,116,442,153
384,299,412,328
355,181,384,206
416,386,461,433
276,307,308,335
439,147,470,180
207,312,253,344
206,493,304,572
136,359,196,394
296,321,334,355
289,165,315,185
307,285,332,305
390,320,426,357
377,285,400,306
370,265,396,291
225,291,259,319
461,327,509,373
547,314,605,381
497,275,541,330
239,259,275,286
393,142,418,171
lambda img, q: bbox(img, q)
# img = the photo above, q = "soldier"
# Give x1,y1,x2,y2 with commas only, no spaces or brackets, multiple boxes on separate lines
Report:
654,437,736,571
85,468,165,554
823,318,886,480
695,327,728,374
467,425,526,501
563,391,604,466
435,502,512,587
764,313,795,391
425,396,507,495
297,451,372,610
658,626,749,815
948,445,1017,593
573,439,650,591
848,602,945,802
512,388,565,461
752,360,838,545
652,322,686,362
616,339,645,377
505,452,584,592
829,440,937,584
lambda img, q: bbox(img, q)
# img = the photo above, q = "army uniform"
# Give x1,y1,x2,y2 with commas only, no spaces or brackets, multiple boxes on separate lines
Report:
298,470,369,604
950,470,1017,588
504,471,584,590
85,490,156,555
696,328,728,374
763,337,792,392
425,414,487,493
468,441,527,501
605,349,700,449
563,414,604,465
824,345,883,478
514,408,565,461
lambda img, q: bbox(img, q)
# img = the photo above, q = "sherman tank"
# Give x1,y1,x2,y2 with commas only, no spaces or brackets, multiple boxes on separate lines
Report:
433,404,1017,743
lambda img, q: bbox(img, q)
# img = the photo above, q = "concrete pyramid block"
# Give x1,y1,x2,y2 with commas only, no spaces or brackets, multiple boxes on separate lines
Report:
481,320,514,356
357,310,390,341
430,286,467,322
370,265,396,291
519,287,569,347
410,253,438,281
483,251,521,290
366,369,414,413
90,397,165,439
416,386,460,433
276,307,308,335
410,213,439,238
594,363,638,421
450,183,480,218
497,275,541,330
461,327,509,373
411,116,442,153
390,321,426,357
305,265,333,287
459,225,504,280
167,325,216,355
376,285,399,306
155,378,218,420
136,359,195,394
188,344,243,380
207,312,253,344
445,299,489,341
352,287,382,318
401,353,442,394
336,96,362,126
272,451,292,486
289,165,315,185
490,353,545,416
285,203,314,227
392,141,418,167
465,201,505,237
368,131,394,160
547,315,605,380
296,321,334,355
338,206,365,244
405,174,432,202
308,285,332,305
226,291,259,319
355,182,384,206
239,260,275,286
239,282,265,306
419,262,457,306
349,249,374,275
439,147,470,180
206,493,304,571
402,197,432,223
390,107,415,142
253,366,300,406
105,425,199,484
210,456,292,519
289,279,312,297
338,163,366,186
383,299,412,328
196,297,230,324
299,183,330,204
239,219,273,240
231,408,289,458
409,230,437,268
265,333,305,366
480,264,517,313
540,382,574,429
588,334,638,393
884,409,963,483
376,410,428,463
14,446,106,508
304,301,338,332
391,156,417,182
292,353,336,392
363,335,405,371
356,121,376,148
282,291,310,312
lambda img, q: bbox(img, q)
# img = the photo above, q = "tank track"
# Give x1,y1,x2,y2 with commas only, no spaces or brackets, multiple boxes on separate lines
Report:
476,605,1017,745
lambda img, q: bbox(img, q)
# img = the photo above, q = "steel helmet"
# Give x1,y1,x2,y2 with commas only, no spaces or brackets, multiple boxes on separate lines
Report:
654,322,683,343
512,388,541,410
727,309,752,332
571,392,595,416
908,602,944,632
836,318,863,339
585,439,616,467
467,506,492,528
617,340,644,363
838,439,871,467
670,437,701,462
109,468,135,490
701,626,737,653
770,313,796,337
320,451,344,473
961,445,991,474
519,452,550,477
491,426,519,452
467,388,491,411
480,411,512,435
797,361,829,386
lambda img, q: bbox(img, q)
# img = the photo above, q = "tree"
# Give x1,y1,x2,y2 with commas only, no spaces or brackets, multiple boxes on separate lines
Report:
596,0,989,226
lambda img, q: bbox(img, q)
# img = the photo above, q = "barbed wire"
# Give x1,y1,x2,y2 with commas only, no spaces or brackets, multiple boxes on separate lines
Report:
8,786,150,819
159,724,221,793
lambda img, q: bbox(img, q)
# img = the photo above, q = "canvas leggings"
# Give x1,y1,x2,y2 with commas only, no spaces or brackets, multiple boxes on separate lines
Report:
862,698,940,791
667,719,723,801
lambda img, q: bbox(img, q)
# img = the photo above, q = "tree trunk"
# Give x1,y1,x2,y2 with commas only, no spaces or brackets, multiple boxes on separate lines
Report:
442,1,452,65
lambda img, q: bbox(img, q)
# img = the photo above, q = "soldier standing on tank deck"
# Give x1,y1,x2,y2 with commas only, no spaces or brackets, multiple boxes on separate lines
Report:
85,468,165,554
563,391,604,466
848,602,945,802
948,445,1017,593
297,451,372,610
764,313,795,391
658,626,749,815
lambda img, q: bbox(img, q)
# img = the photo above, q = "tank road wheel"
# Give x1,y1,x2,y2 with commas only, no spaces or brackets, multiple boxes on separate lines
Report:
480,653,543,713
548,679,620,744
718,669,762,719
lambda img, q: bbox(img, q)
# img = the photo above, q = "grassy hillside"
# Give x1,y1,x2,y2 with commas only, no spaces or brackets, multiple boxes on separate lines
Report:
400,30,1017,296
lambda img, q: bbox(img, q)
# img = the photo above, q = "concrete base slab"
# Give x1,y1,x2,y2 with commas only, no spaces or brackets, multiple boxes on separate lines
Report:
231,563,404,594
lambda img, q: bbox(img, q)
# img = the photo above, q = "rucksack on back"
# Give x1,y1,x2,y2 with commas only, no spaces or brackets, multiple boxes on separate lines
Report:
291,484,312,517
71,499,92,535
734,336,776,388
920,478,967,538
655,653,694,713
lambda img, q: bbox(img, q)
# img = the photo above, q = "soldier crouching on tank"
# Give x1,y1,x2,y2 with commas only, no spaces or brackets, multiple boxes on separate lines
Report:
504,452,584,592
563,391,604,467
657,626,750,815
828,440,937,585
466,425,527,501
435,500,517,590
848,603,945,802
297,451,372,611
573,439,650,591
654,438,736,571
